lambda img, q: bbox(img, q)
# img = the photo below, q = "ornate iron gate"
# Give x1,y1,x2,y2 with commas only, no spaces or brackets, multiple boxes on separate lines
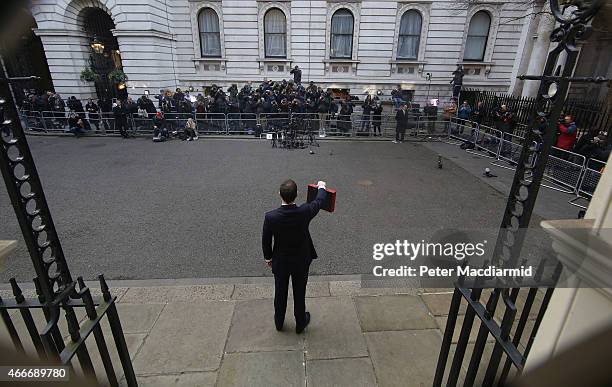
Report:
0,60,137,385
433,1,608,386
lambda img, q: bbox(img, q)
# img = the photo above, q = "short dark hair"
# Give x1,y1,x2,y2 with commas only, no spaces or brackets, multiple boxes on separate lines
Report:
279,179,298,203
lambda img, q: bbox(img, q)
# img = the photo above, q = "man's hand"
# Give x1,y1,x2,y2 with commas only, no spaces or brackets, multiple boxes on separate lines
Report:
265,259,272,269
317,180,326,189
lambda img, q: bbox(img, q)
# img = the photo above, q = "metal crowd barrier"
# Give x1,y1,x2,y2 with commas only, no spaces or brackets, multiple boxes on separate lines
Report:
448,117,476,144
467,124,502,159
539,149,587,194
492,132,528,171
448,118,592,197
19,109,451,140
195,113,227,134
569,159,606,209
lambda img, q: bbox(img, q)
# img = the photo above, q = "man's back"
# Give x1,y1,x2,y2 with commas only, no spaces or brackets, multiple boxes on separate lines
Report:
262,188,326,272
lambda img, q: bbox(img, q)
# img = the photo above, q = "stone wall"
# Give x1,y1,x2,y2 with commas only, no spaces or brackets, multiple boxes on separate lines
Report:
30,0,531,103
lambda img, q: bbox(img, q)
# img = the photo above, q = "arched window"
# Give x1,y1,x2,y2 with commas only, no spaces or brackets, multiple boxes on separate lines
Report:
264,8,287,58
464,11,491,61
330,9,354,59
397,10,422,59
198,8,221,57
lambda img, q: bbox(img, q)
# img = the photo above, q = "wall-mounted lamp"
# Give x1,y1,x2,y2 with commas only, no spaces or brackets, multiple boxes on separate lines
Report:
90,36,104,54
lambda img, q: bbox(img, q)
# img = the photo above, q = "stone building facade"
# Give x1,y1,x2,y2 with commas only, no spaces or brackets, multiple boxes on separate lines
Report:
29,0,561,104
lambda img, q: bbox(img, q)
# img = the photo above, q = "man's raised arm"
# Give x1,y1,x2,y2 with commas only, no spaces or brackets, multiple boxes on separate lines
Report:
308,180,327,219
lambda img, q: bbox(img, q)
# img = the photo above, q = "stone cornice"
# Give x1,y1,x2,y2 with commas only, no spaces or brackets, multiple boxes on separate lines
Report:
33,28,88,38
111,29,176,41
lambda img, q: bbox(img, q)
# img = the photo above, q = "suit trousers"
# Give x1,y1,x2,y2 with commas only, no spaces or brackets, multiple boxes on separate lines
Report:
395,128,405,142
274,263,309,329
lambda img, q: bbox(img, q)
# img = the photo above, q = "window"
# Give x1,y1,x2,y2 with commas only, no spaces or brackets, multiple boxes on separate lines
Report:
464,11,491,61
198,8,221,57
264,8,287,58
330,9,354,59
397,10,422,60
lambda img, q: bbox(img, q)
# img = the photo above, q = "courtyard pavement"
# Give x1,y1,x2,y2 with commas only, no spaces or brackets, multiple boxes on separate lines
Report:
1,277,540,386
2,278,520,387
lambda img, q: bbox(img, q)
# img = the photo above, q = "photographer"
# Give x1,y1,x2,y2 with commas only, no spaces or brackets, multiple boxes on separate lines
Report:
67,110,87,137
457,100,472,134
113,99,129,138
290,65,302,84
338,102,352,136
85,99,101,132
555,114,577,153
575,129,609,163
152,111,169,141
360,95,372,134
372,102,383,136
494,104,515,156
423,102,438,133
442,98,457,132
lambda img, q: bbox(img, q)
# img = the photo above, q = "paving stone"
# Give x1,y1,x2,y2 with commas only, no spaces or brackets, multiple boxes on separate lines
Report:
366,330,442,387
132,301,234,373
330,281,419,297
493,288,545,322
88,332,147,386
123,372,217,387
88,287,129,303
112,303,164,334
356,295,437,332
435,316,495,344
120,285,234,303
231,284,275,300
307,358,377,387
232,281,330,300
421,293,467,316
442,342,495,385
305,297,367,359
423,288,455,294
0,288,38,299
217,351,304,387
225,299,302,353
0,307,87,357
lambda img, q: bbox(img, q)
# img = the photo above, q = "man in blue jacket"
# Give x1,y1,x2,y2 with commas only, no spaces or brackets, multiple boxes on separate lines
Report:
262,179,327,333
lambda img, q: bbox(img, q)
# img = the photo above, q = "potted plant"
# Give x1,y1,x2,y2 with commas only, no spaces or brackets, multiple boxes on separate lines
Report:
108,69,128,84
80,67,99,82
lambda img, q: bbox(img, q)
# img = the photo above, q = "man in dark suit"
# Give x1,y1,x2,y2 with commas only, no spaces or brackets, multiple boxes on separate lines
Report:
394,103,409,143
262,179,327,333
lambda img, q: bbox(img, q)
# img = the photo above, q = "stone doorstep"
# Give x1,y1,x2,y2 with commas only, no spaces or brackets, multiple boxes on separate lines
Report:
0,282,465,386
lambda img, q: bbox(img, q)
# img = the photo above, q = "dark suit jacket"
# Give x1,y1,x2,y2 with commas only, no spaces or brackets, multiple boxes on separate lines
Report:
262,188,326,274
396,109,409,131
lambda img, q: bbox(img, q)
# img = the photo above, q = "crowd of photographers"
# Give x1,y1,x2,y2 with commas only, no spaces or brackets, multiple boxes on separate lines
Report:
17,79,610,163
440,97,610,164
20,76,390,140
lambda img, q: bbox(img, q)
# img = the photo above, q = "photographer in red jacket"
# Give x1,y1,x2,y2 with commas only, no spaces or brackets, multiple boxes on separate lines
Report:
555,115,577,152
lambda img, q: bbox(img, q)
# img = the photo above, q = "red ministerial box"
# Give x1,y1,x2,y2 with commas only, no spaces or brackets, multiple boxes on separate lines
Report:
307,184,336,213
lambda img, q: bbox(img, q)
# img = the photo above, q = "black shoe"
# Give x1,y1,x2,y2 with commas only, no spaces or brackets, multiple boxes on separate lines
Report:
275,315,284,331
296,312,310,334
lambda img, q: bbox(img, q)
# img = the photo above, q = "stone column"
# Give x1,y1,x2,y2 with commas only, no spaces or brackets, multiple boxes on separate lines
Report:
33,29,97,100
522,2,556,97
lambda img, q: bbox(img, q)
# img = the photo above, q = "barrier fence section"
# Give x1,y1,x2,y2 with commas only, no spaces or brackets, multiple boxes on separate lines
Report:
540,149,587,194
20,110,451,139
569,159,606,209
470,124,502,159
447,118,593,197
